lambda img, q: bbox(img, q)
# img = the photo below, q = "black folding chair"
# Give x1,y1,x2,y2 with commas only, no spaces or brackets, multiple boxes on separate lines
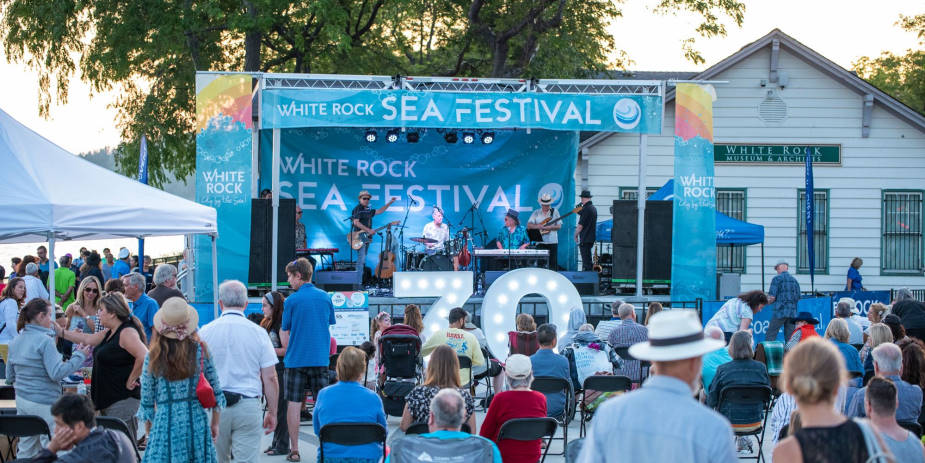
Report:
0,387,13,401
457,354,474,389
531,376,574,456
715,385,773,463
578,375,631,438
613,346,650,384
0,415,51,462
900,421,924,438
497,417,558,463
565,437,585,463
95,416,141,462
318,422,387,463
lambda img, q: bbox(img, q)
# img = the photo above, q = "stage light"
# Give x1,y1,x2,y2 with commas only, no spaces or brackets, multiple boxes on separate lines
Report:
444,132,458,143
407,131,420,143
462,132,475,144
365,130,377,143
481,131,494,144
386,129,400,143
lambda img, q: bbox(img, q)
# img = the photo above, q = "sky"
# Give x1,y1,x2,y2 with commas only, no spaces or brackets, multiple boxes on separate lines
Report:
0,0,920,263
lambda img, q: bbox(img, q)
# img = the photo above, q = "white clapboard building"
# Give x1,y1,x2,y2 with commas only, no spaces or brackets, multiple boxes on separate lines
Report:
579,29,925,292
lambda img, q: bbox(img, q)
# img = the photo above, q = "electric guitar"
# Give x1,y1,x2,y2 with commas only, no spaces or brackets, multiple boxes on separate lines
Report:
539,204,583,234
348,221,399,250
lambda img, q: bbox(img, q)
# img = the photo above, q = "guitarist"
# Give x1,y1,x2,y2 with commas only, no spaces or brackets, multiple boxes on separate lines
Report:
527,193,561,270
351,190,397,281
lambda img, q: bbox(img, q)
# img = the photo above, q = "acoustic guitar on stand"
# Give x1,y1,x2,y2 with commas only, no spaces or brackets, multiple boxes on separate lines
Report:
540,204,583,234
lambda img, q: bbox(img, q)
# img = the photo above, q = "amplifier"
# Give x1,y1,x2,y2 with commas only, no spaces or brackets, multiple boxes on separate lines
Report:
314,271,361,291
559,271,600,296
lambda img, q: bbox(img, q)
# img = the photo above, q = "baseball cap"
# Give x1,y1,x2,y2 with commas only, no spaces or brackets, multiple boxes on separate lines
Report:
505,354,533,379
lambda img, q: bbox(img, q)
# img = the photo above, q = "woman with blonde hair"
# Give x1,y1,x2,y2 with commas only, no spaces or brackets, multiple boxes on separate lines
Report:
138,298,224,462
313,346,387,463
846,257,865,291
56,292,148,441
644,302,663,326
400,344,477,433
509,313,539,356
404,304,425,340
861,323,894,367
773,337,870,462
824,318,864,383
867,303,889,325
516,313,536,332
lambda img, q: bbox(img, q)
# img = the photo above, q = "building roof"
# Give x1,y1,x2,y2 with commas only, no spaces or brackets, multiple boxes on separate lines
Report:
580,29,925,150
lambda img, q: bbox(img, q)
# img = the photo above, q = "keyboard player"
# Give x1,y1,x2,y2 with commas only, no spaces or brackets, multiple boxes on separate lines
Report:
496,209,529,250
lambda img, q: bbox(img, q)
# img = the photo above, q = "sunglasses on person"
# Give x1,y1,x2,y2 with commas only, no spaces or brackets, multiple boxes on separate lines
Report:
84,288,99,294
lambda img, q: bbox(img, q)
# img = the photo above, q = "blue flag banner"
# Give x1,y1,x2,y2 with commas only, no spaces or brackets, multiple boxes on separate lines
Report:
257,127,578,271
702,297,832,343
670,83,717,300
805,150,815,288
137,135,148,263
261,89,662,133
831,290,891,317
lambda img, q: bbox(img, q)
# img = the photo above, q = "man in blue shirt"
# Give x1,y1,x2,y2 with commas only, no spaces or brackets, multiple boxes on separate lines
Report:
111,248,132,281
530,323,571,418
281,257,335,460
388,389,502,463
766,261,800,342
495,209,529,249
122,272,158,342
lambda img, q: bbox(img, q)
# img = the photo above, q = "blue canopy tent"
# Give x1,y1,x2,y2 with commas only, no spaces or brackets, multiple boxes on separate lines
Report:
595,180,769,287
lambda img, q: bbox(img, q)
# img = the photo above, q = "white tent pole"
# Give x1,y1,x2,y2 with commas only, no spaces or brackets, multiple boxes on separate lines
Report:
271,128,281,291
636,134,647,298
211,235,219,321
48,234,56,305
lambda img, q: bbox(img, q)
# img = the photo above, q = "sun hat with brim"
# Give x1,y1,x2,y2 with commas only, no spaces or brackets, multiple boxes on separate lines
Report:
790,312,820,325
539,194,553,205
153,297,199,340
118,248,130,259
505,354,533,379
838,297,860,315
628,310,725,362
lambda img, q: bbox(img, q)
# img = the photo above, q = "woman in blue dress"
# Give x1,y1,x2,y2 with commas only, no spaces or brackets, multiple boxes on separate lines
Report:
846,257,865,291
139,297,225,463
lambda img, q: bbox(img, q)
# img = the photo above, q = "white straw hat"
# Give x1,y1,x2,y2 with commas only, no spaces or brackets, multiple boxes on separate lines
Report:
628,310,725,362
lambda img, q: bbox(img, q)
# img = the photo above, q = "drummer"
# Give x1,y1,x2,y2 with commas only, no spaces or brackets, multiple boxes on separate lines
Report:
421,206,450,253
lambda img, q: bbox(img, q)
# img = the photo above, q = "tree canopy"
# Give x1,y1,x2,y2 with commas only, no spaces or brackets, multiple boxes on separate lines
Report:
854,14,925,116
1,0,744,185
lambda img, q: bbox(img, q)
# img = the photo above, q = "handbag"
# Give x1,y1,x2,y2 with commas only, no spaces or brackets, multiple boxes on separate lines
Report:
853,418,895,463
196,344,217,409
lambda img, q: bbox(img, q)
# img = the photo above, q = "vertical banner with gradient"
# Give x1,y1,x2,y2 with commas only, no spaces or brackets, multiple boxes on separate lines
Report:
194,73,254,302
671,83,717,301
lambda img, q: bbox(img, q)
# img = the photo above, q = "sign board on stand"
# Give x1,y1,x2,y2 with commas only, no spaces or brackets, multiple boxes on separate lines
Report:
330,290,370,346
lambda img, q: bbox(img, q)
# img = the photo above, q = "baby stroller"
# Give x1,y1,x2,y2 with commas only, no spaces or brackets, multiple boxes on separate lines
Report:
377,324,423,416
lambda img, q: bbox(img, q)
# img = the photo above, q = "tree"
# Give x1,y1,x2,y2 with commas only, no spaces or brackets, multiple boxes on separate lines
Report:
853,14,925,115
1,0,745,184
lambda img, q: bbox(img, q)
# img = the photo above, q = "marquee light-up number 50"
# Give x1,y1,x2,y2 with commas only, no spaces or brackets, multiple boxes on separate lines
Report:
393,269,582,359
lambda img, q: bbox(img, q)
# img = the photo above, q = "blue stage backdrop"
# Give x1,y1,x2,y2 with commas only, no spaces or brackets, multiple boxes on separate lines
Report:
258,127,578,271
702,297,832,343
831,290,891,317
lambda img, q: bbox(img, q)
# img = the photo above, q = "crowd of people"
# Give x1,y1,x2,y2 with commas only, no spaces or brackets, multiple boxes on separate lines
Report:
2,247,925,462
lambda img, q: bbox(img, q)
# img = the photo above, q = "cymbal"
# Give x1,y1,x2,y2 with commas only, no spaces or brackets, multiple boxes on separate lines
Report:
410,237,438,244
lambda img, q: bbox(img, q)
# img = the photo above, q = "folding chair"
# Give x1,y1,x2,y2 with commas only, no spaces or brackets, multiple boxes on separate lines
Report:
899,421,923,438
457,354,474,389
96,416,142,462
531,376,574,456
497,417,558,463
578,375,631,438
0,415,51,462
406,422,471,435
613,346,650,384
715,385,773,463
566,437,585,463
318,422,387,463
472,347,498,410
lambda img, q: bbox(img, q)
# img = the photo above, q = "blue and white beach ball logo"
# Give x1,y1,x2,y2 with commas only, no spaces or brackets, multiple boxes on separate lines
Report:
538,183,564,208
613,98,642,130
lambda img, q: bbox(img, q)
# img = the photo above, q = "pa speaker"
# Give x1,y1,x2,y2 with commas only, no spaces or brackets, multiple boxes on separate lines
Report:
314,271,361,291
559,271,600,296
248,198,297,285
610,200,672,284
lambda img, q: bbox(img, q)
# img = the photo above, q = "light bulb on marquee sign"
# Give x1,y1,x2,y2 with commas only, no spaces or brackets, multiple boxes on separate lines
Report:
392,268,582,359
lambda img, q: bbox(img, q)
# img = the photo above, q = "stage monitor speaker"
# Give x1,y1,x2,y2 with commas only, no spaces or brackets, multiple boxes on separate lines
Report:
483,271,506,290
559,271,600,296
314,271,361,291
248,198,297,285
610,200,673,283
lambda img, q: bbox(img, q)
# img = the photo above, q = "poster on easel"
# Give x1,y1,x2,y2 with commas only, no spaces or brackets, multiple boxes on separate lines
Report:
329,291,370,346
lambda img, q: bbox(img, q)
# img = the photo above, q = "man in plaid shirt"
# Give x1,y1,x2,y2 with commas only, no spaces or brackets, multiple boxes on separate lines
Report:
767,261,801,342
607,303,649,382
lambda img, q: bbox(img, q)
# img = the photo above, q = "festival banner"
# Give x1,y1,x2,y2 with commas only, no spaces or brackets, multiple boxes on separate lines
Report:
257,127,578,271
702,297,832,343
261,89,662,134
194,73,255,302
831,290,891,317
671,83,717,300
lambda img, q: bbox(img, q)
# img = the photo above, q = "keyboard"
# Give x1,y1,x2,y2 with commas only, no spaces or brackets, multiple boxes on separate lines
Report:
297,248,339,254
473,249,549,257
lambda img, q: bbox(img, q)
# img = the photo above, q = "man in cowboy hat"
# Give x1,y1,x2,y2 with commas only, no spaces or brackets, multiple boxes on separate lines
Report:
495,209,529,250
577,310,737,463
351,190,397,282
527,193,561,270
574,190,597,271
784,311,820,352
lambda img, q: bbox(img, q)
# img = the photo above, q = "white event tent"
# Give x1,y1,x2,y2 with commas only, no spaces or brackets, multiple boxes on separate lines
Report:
0,108,220,316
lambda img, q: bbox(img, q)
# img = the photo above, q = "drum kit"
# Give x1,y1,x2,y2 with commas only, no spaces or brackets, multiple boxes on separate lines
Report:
402,231,470,271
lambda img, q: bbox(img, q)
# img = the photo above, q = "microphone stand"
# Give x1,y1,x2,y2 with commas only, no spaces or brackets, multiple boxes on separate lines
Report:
398,199,413,271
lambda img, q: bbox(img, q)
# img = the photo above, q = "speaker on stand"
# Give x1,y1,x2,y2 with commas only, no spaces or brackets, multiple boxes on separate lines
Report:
248,198,297,287
610,200,672,294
